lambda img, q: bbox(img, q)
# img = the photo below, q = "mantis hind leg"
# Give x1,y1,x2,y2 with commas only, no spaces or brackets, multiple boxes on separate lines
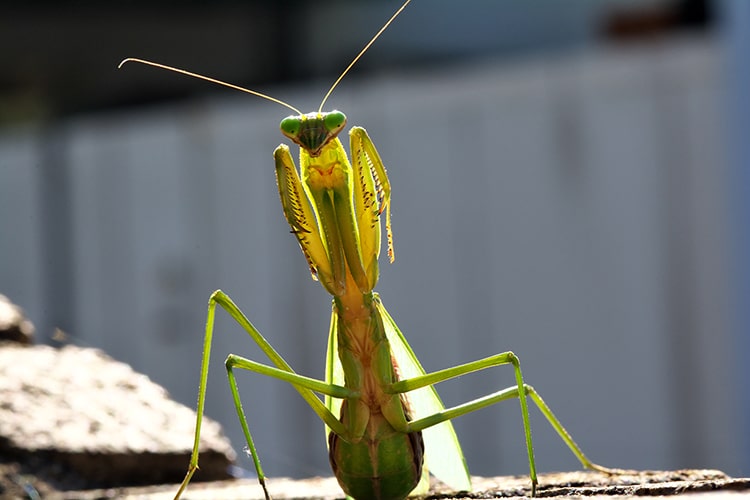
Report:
175,290,352,500
392,351,614,496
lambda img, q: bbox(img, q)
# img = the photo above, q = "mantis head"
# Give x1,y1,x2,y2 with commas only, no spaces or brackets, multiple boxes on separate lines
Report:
280,111,347,157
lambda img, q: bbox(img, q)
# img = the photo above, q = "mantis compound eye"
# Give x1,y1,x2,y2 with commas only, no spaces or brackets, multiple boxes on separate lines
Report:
324,111,347,135
280,116,302,138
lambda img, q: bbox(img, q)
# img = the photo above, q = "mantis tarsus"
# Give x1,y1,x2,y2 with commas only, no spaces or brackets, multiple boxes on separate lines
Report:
120,1,616,498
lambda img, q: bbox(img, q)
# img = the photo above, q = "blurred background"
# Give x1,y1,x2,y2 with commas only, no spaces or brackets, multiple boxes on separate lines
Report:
1,0,748,484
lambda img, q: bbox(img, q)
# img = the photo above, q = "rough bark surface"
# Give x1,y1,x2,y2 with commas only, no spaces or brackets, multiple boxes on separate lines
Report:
42,469,750,499
0,294,34,344
0,343,235,497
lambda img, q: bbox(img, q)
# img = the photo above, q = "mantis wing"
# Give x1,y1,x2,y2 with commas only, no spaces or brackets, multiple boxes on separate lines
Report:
374,296,472,492
325,303,344,439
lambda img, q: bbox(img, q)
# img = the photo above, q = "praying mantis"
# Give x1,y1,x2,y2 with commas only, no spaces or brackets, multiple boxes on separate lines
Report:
120,1,616,498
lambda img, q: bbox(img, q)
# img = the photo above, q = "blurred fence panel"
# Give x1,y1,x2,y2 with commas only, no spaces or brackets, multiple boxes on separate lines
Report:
1,37,744,480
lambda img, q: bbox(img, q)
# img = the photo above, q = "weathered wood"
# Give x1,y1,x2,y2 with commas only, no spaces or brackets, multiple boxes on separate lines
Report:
0,294,34,344
47,470,750,499
0,343,235,493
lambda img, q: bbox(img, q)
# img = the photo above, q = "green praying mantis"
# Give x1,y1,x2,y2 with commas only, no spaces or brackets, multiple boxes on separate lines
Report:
120,1,617,498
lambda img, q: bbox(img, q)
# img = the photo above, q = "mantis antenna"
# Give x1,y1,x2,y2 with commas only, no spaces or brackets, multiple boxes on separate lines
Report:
118,0,412,115
317,0,411,113
117,58,302,115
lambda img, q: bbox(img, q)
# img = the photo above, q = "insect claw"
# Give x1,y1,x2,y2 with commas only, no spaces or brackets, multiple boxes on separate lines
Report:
258,476,272,500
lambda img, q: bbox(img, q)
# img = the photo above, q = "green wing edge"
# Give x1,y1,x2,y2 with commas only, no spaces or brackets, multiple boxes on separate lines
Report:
375,296,472,492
